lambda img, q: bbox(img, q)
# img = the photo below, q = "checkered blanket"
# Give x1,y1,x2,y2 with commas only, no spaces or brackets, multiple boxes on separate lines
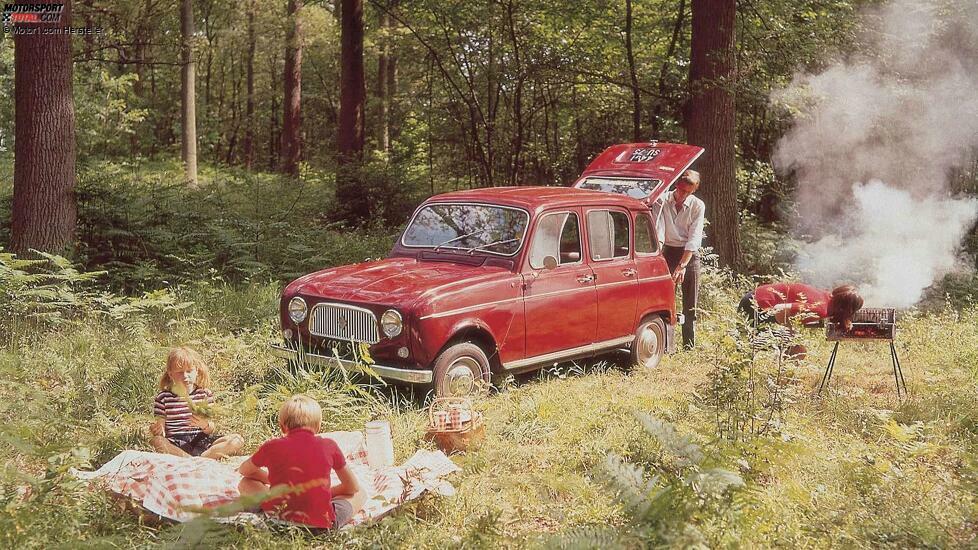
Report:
72,431,459,526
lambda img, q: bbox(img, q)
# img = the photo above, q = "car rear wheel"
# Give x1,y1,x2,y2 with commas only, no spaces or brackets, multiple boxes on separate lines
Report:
631,316,666,369
432,342,491,397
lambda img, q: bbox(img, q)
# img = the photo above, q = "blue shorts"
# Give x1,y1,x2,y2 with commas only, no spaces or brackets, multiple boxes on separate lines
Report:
167,432,221,456
262,499,356,533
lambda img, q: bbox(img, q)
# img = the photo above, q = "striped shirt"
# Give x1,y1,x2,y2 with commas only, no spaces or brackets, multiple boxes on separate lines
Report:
153,388,214,437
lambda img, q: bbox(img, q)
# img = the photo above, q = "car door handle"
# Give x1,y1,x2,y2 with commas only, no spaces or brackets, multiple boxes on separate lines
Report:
622,268,637,277
577,274,595,284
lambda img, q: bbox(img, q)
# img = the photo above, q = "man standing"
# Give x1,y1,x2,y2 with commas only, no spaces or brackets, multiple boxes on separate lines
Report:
652,170,705,349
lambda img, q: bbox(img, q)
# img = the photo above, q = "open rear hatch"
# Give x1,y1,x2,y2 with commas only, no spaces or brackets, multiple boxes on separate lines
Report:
572,142,704,205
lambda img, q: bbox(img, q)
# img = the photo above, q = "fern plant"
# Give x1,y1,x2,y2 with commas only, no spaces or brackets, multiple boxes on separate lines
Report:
596,414,745,548
0,250,193,339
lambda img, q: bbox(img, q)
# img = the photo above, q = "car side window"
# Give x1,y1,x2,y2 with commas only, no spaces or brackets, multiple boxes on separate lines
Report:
587,210,630,261
529,212,582,269
635,212,658,254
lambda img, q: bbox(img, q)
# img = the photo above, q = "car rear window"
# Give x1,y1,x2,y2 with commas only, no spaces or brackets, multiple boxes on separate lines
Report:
577,177,662,200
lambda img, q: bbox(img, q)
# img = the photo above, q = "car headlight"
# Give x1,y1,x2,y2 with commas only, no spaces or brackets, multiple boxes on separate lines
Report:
288,297,308,323
381,309,403,338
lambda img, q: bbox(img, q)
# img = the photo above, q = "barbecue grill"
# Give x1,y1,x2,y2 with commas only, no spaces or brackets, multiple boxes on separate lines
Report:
817,308,907,397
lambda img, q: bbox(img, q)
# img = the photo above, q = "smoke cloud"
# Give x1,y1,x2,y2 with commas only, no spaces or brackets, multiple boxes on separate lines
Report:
773,0,978,307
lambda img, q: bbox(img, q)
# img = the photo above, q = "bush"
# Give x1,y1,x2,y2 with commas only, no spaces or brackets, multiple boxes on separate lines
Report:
72,160,397,290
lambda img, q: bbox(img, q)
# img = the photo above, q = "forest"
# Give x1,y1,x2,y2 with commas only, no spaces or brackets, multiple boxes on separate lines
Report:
2,0,978,547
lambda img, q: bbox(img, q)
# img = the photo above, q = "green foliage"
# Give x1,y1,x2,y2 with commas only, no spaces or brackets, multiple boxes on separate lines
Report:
71,160,397,289
0,445,149,549
74,69,148,158
0,250,192,336
596,413,744,548
737,215,798,276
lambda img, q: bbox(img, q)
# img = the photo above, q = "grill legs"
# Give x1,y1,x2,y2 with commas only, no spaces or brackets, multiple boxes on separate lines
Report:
817,340,907,398
817,341,840,395
890,341,908,398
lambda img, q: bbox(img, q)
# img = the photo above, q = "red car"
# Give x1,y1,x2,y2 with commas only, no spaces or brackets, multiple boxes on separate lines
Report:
272,142,701,397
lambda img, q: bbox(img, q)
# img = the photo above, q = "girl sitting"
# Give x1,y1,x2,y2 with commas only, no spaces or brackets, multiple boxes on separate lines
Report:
149,346,243,459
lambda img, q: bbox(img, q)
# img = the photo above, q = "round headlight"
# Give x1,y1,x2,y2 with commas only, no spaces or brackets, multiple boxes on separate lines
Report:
288,297,307,323
381,309,403,338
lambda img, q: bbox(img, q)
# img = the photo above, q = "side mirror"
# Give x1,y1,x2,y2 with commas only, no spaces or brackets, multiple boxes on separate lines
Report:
542,256,558,270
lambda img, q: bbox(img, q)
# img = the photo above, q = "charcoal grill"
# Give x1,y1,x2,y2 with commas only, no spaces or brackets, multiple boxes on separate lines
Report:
817,308,907,397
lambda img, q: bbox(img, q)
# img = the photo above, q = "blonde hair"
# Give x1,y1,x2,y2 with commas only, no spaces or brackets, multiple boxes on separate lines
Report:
159,346,211,391
279,394,323,431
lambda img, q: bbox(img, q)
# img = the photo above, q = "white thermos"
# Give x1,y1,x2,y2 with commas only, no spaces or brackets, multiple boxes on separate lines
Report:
364,420,394,469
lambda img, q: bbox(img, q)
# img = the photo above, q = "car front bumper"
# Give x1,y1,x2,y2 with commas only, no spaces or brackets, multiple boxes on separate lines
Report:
269,342,433,384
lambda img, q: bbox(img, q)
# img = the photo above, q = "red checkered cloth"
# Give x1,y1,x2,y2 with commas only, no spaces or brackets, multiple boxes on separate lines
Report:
73,431,459,526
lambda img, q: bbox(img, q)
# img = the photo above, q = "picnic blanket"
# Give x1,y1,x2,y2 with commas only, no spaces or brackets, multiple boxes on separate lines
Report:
72,431,460,526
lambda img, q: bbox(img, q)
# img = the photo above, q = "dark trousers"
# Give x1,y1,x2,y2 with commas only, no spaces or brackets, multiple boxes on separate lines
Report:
663,245,699,349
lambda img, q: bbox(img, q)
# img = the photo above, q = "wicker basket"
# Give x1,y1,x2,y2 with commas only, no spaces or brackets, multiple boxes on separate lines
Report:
423,397,485,454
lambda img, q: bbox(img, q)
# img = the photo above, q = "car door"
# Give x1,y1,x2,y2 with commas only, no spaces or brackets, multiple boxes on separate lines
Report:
585,208,639,344
521,208,597,359
633,210,673,316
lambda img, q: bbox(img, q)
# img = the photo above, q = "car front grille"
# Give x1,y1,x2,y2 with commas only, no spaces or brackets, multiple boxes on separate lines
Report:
308,303,380,344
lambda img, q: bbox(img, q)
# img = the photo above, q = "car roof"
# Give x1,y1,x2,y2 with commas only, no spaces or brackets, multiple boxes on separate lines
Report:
424,186,647,213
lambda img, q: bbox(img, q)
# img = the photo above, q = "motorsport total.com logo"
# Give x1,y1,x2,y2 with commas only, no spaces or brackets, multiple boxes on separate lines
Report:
2,3,64,25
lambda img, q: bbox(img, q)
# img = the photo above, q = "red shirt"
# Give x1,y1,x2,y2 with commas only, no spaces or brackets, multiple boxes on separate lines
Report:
754,283,830,325
250,428,347,528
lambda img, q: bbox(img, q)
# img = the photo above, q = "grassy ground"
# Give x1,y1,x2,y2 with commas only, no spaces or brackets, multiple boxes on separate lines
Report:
2,275,977,549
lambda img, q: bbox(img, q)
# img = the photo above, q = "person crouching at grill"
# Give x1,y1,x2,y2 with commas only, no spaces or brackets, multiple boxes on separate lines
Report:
738,283,864,358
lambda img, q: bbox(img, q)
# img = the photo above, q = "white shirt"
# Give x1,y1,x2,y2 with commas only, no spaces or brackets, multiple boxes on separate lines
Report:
651,190,705,252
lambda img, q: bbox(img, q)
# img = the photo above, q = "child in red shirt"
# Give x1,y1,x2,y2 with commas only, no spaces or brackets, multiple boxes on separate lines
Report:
237,395,365,530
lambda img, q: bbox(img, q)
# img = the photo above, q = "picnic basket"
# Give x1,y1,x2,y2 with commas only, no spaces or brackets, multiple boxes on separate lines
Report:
424,397,485,454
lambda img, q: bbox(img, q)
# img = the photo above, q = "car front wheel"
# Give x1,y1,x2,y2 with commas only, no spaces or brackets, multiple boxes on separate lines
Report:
631,316,666,369
432,342,491,397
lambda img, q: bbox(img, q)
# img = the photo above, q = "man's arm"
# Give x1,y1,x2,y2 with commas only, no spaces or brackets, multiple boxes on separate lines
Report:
672,250,695,284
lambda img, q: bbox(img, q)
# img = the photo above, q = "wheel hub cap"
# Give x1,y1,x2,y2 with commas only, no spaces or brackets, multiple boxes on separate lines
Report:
638,325,660,367
446,358,478,395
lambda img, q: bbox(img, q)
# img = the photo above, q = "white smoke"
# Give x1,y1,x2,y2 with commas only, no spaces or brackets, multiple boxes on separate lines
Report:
773,0,978,307
796,181,977,307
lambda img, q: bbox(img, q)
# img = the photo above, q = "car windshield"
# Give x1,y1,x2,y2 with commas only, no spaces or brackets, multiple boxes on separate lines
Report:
402,203,529,256
577,176,663,200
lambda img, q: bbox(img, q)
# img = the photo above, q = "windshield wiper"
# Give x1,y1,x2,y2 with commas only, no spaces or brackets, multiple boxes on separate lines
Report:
462,238,520,254
434,229,488,251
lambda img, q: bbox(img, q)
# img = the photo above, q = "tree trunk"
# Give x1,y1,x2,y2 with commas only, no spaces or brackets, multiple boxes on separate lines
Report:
652,0,685,138
243,0,256,168
129,0,152,157
180,0,199,187
505,0,525,186
336,0,367,222
624,0,641,142
11,0,77,256
280,0,303,176
377,9,390,153
686,0,741,268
